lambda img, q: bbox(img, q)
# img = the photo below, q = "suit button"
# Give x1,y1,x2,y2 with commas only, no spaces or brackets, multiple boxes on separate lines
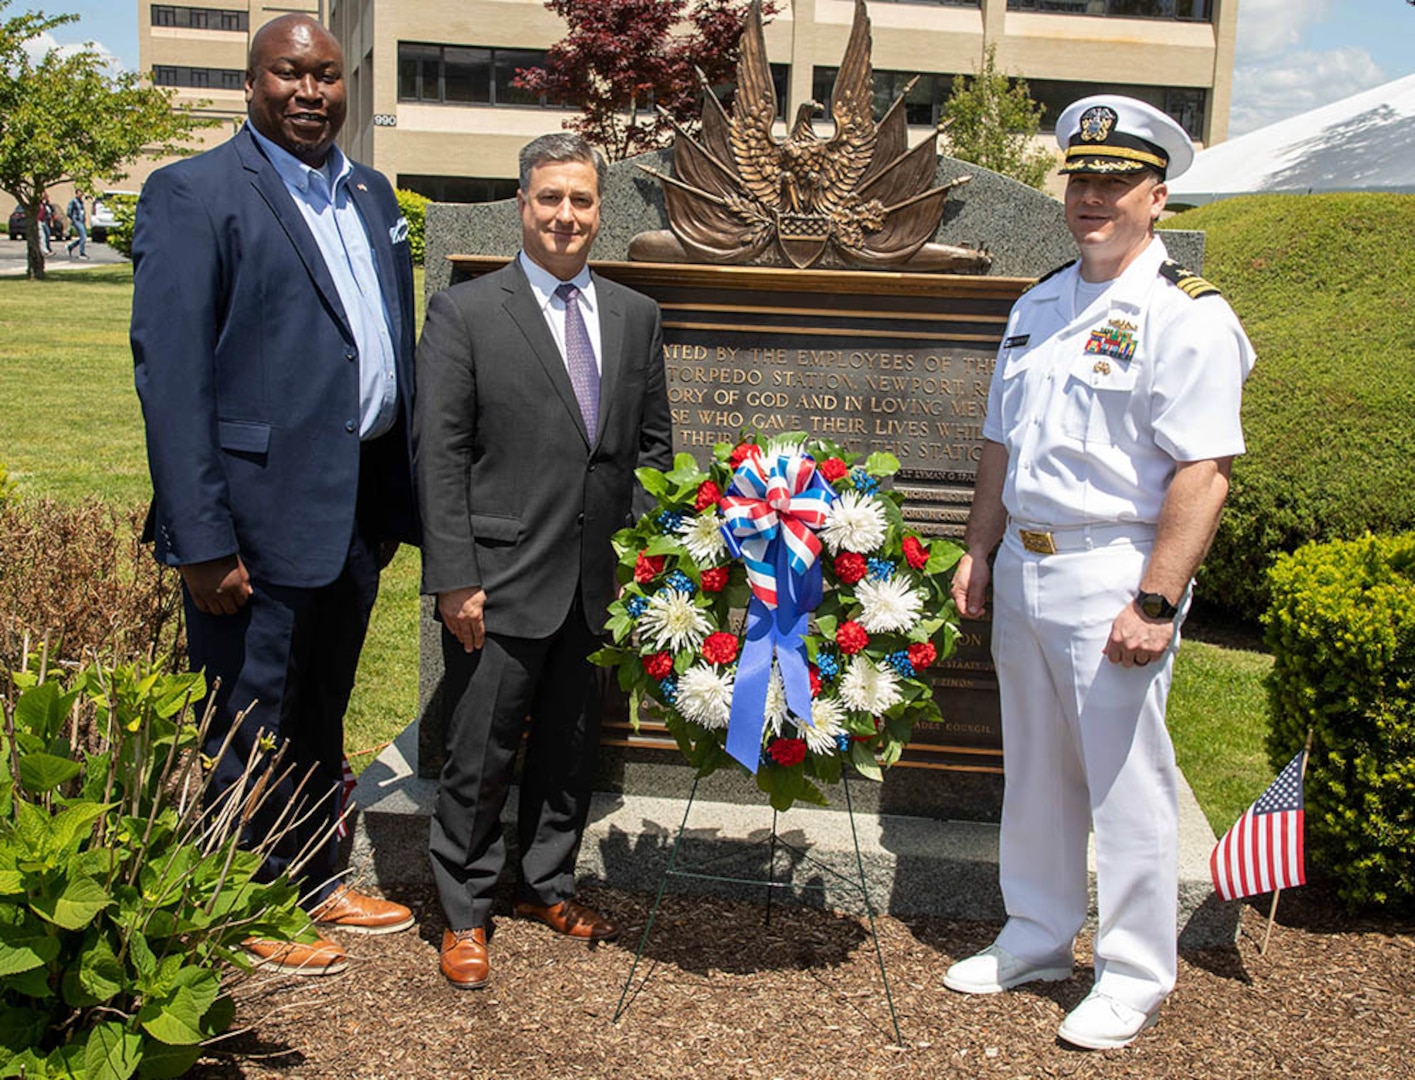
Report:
345,348,357,361
576,513,585,526
587,464,596,473
345,420,356,433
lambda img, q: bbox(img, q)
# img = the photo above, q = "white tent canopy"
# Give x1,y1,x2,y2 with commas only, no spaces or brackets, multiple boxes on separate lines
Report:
1167,74,1415,205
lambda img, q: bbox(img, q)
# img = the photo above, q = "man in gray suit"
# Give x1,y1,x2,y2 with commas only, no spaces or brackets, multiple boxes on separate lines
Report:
415,132,672,988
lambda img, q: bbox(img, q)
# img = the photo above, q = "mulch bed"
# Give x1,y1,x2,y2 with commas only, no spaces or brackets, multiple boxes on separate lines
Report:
191,881,1414,1079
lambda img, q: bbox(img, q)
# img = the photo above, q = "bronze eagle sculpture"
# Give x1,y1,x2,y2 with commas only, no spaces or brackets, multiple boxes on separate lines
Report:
629,0,990,272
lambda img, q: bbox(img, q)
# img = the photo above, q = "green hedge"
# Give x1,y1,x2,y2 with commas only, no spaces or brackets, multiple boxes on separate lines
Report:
1264,533,1415,908
1160,194,1415,623
395,188,431,266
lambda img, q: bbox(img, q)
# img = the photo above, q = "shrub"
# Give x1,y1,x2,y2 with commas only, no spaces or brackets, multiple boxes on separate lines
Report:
0,498,184,675
1160,194,1415,623
1264,533,1415,909
0,659,314,1078
0,465,14,513
101,195,139,260
394,188,432,266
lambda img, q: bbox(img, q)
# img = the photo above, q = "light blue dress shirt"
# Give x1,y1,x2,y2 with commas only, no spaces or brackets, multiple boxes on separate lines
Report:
518,251,602,375
249,127,398,440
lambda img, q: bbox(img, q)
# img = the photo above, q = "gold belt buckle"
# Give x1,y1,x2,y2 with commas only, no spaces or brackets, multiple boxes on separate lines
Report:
1018,529,1057,555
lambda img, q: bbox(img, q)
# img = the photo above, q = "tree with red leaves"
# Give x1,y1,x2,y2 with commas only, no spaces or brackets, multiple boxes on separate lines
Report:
513,0,778,161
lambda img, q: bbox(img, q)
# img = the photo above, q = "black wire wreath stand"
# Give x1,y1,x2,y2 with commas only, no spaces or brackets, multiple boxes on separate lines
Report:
613,769,904,1046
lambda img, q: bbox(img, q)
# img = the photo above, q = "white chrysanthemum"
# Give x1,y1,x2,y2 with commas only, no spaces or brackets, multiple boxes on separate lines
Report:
677,512,728,564
797,697,846,755
856,575,925,633
820,489,888,555
677,664,734,730
763,664,790,739
838,656,903,715
638,590,712,653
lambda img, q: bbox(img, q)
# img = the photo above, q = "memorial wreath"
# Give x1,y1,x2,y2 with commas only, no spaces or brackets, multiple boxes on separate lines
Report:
592,433,965,810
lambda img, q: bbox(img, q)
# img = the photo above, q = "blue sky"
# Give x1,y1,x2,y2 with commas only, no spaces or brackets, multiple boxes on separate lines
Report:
33,0,1415,136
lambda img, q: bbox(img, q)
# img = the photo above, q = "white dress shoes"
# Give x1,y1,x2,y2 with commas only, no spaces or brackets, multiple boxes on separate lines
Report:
943,943,1074,995
1057,989,1160,1049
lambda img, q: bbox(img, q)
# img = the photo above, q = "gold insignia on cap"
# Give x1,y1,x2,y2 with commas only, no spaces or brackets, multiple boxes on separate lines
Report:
1079,106,1117,143
1093,360,1111,375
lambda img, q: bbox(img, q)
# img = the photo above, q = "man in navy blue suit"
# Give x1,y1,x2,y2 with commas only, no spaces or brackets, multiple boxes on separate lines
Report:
132,14,418,976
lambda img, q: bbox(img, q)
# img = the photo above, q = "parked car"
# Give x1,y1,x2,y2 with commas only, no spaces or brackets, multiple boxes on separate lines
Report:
7,204,23,241
90,190,137,243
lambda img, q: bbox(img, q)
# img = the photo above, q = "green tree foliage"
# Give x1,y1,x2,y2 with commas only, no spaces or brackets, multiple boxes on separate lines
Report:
1264,533,1415,909
394,188,432,267
99,193,138,260
0,2,217,280
937,45,1053,190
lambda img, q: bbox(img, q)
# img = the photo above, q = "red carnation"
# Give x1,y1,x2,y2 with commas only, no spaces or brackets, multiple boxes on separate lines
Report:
728,442,761,470
819,457,849,482
702,632,739,666
634,551,665,585
694,480,722,511
836,620,870,655
908,642,938,670
834,551,867,585
767,737,807,768
643,651,674,679
700,565,730,593
809,665,822,698
902,535,930,570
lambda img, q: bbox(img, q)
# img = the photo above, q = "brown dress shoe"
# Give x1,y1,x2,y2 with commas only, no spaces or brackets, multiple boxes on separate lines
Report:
513,898,619,941
311,884,415,935
440,927,489,989
242,933,348,976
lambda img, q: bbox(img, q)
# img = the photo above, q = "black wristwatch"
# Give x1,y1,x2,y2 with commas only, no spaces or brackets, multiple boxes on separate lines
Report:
1136,590,1179,621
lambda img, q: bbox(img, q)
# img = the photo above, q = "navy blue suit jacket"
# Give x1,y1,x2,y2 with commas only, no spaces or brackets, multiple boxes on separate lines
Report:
132,126,417,588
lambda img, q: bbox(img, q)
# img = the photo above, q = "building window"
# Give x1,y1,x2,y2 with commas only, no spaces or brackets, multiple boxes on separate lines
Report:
812,67,958,127
152,64,246,90
1005,0,1211,21
1024,78,1206,138
397,42,555,106
150,6,250,31
398,174,519,204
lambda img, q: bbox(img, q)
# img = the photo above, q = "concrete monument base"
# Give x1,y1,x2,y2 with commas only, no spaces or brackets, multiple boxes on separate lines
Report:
347,721,1238,950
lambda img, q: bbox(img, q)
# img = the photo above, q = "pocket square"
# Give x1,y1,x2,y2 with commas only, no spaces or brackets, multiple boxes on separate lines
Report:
390,217,409,244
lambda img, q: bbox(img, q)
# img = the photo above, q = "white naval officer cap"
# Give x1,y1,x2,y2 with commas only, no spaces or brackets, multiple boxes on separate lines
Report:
1054,95,1195,181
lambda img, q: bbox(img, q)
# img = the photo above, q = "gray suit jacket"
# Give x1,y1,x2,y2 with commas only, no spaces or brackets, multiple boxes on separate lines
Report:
413,259,672,638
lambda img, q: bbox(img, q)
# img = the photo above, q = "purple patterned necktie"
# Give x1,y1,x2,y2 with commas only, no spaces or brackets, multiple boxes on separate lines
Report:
555,282,600,435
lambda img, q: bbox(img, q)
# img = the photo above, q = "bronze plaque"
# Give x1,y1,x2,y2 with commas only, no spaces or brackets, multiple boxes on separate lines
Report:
448,256,1029,771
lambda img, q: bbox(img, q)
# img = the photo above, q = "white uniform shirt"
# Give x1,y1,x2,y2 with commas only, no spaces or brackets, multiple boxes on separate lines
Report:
983,236,1255,528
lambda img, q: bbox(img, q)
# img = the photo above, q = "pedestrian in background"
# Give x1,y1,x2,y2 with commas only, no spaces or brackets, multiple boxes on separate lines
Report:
66,189,88,259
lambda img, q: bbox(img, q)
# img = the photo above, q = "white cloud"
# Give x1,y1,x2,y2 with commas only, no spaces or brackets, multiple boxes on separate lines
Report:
20,31,127,75
1235,0,1332,59
1229,46,1387,135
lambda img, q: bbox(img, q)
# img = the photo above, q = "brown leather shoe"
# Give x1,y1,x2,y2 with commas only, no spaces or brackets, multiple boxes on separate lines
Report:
311,884,415,935
440,927,489,989
513,897,619,941
242,933,348,976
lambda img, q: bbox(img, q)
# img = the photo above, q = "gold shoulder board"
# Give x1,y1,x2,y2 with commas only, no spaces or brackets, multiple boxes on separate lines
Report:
1159,259,1222,299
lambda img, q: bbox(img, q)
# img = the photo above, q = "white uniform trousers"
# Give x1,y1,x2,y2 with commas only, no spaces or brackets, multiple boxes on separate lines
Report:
990,529,1181,1014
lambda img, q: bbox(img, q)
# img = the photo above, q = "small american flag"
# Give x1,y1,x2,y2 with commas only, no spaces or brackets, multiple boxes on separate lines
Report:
1210,749,1307,902
335,755,357,840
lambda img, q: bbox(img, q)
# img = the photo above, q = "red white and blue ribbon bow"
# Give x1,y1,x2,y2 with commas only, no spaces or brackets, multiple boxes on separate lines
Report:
718,447,836,772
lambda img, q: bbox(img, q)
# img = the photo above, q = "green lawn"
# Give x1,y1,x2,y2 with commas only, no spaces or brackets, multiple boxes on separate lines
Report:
0,266,1272,824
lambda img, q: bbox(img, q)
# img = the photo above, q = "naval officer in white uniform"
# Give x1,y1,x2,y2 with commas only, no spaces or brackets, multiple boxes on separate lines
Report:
943,95,1256,1049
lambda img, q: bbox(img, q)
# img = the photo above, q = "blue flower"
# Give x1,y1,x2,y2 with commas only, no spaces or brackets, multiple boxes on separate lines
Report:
815,653,840,681
656,510,684,533
626,595,649,619
659,677,678,705
835,733,853,754
851,469,880,495
867,557,896,582
665,570,696,595
884,649,916,678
